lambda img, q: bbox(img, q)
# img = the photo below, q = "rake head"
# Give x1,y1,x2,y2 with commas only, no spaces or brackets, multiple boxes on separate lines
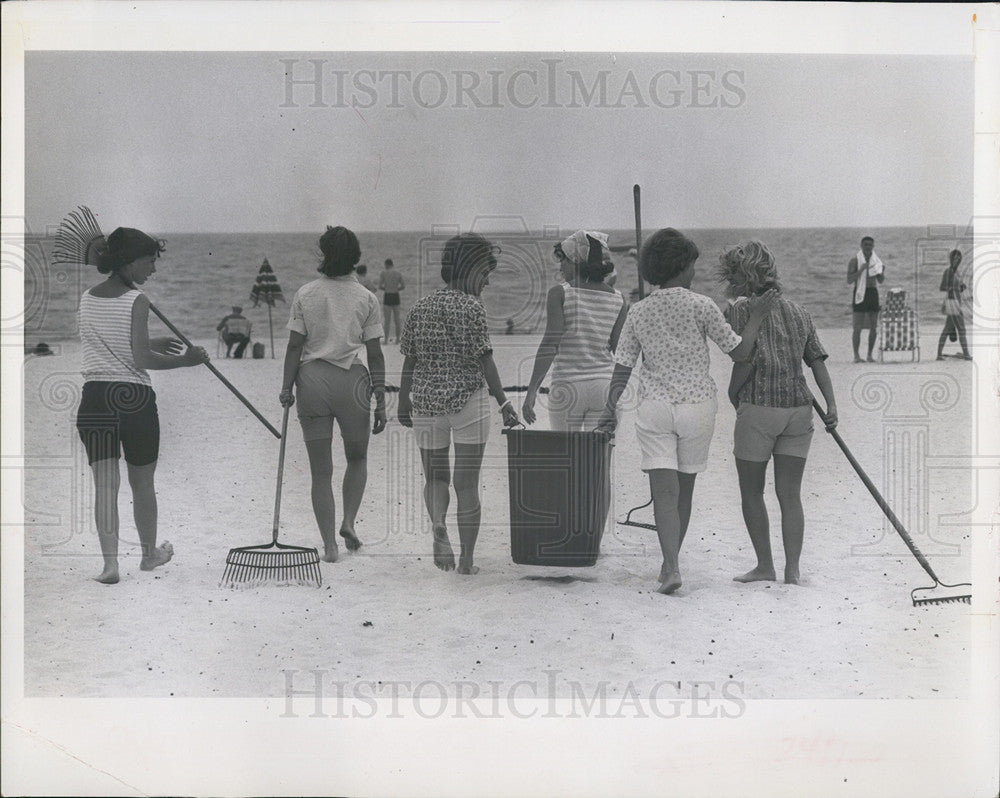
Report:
221,541,322,588
911,581,971,607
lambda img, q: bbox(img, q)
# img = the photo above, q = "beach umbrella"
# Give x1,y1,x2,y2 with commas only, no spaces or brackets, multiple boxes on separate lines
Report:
250,258,285,358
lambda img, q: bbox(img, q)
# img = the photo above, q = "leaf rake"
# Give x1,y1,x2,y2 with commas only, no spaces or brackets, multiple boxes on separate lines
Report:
221,406,321,588
813,400,970,607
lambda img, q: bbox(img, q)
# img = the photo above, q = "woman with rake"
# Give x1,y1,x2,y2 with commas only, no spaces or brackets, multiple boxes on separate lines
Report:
719,241,838,586
280,226,387,563
63,220,209,584
397,234,520,574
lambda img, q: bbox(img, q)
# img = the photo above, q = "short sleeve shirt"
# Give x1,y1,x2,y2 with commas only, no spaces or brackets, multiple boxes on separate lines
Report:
729,294,827,408
286,275,383,370
614,287,741,403
400,288,492,416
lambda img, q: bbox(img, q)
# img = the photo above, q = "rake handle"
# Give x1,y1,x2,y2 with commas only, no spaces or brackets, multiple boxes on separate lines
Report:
273,406,291,544
145,299,281,439
812,399,940,583
633,184,644,300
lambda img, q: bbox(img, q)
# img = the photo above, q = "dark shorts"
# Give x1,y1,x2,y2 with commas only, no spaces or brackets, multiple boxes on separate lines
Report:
852,286,880,314
76,381,160,466
383,292,401,307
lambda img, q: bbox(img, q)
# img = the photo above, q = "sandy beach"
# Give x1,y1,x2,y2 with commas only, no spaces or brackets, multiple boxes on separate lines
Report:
18,328,976,701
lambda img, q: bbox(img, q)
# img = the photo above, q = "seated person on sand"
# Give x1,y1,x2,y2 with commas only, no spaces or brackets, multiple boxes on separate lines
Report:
216,305,252,358
280,226,387,563
597,228,775,596
718,241,837,586
71,224,209,583
397,233,520,575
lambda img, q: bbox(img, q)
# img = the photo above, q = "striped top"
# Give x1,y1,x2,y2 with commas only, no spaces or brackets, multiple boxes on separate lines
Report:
78,289,151,386
551,286,625,381
729,294,826,408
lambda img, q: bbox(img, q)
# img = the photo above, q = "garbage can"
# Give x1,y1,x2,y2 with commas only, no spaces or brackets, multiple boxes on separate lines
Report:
503,428,612,567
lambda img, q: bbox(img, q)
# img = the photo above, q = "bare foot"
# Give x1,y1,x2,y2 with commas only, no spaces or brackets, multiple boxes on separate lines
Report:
93,565,119,584
322,540,340,563
457,559,479,575
853,356,863,363
734,566,777,583
866,355,876,362
340,528,362,551
656,573,682,595
140,541,174,571
433,525,455,571
784,567,800,585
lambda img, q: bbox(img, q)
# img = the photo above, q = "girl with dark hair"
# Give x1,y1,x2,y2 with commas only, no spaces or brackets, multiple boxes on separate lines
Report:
75,226,209,584
397,233,520,574
937,249,972,360
280,226,387,562
523,230,628,431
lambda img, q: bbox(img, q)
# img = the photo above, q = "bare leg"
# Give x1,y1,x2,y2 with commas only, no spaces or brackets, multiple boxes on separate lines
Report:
937,318,954,359
338,431,370,551
954,314,971,358
866,321,877,361
91,458,121,584
676,471,696,547
851,316,863,362
453,442,486,575
304,437,339,562
128,460,173,571
383,305,391,343
648,469,685,594
418,446,454,570
733,457,775,582
773,453,807,584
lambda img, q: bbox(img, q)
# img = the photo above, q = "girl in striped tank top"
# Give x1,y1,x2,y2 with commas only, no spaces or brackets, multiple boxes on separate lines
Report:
523,230,628,431
75,227,209,584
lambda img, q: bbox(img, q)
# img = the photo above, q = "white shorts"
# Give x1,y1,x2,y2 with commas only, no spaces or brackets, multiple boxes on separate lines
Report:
634,396,718,473
411,387,491,450
548,377,612,432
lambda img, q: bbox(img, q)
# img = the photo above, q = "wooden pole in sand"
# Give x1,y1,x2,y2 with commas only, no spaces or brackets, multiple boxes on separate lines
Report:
634,184,645,300
267,300,274,359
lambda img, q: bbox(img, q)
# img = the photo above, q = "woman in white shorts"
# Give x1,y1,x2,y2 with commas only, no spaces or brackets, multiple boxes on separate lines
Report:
597,228,775,595
280,226,387,563
719,241,838,586
522,229,628,431
397,234,520,575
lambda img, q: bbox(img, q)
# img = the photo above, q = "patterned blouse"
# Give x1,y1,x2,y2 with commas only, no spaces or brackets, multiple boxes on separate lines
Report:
729,294,827,408
400,288,492,416
614,287,741,404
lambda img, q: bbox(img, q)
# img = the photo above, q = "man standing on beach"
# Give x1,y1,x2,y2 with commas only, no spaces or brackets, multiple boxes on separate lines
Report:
847,236,884,363
378,258,405,343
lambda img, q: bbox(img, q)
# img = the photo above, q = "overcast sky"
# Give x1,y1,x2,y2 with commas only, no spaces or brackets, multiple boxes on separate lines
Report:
25,51,973,234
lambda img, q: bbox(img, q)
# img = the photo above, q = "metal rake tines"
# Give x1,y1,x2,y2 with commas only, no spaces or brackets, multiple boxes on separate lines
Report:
221,547,322,587
53,206,105,265
911,582,972,607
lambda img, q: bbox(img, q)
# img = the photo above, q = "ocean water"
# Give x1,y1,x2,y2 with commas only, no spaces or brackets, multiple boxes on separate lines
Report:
20,226,972,343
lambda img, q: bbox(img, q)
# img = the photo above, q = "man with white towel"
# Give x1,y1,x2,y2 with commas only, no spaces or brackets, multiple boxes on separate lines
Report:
847,236,885,363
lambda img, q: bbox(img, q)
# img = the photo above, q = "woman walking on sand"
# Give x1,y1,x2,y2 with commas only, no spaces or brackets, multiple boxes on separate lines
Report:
397,233,520,574
719,241,838,586
522,230,628,431
73,226,209,584
280,226,387,563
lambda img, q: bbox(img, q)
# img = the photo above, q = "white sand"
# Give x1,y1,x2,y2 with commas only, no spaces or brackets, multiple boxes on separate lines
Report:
21,330,974,700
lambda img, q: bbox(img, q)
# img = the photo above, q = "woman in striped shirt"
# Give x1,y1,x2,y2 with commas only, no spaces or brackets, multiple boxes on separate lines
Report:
719,241,837,586
522,230,628,431
75,227,209,584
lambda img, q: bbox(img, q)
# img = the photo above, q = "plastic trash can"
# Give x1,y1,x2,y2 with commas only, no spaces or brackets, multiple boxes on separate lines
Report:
503,428,612,567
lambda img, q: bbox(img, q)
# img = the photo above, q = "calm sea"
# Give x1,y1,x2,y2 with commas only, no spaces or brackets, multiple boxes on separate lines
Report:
20,226,972,342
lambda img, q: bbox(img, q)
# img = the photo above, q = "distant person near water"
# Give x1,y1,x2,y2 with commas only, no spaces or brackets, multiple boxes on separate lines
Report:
378,258,405,343
216,305,252,358
398,233,520,575
356,264,378,294
523,230,628,431
68,223,209,584
937,249,972,360
280,226,387,562
718,240,837,587
847,236,885,363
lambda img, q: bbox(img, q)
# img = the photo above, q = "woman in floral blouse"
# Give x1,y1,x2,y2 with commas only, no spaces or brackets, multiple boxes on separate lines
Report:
398,234,520,574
